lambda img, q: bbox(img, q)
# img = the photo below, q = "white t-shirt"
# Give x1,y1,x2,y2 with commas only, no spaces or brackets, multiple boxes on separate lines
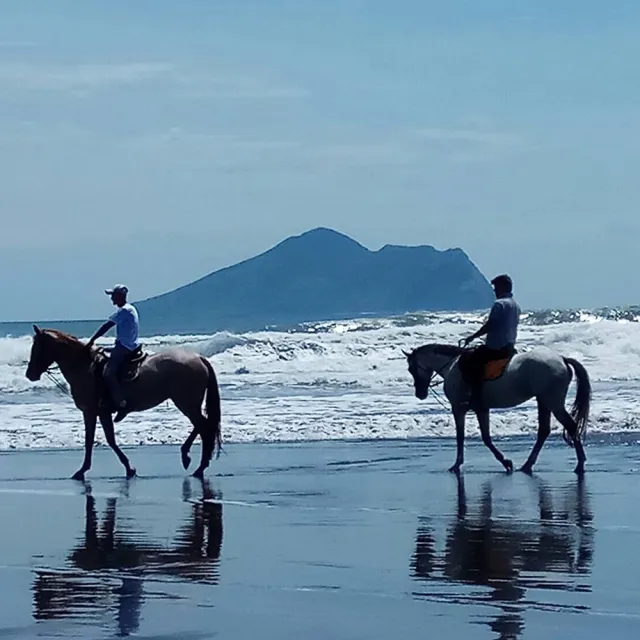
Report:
109,303,140,351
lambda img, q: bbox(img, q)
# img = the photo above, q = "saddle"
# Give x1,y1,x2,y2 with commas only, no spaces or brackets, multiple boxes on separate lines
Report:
91,346,148,411
93,345,148,382
458,347,517,383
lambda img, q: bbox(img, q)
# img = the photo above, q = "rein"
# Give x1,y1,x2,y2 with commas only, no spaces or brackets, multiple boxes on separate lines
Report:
44,365,70,396
413,349,466,411
41,346,105,397
415,352,461,387
31,330,108,399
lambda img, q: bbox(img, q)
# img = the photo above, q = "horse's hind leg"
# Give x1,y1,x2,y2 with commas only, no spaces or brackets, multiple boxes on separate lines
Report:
521,400,552,474
551,407,587,475
181,427,198,470
191,414,213,479
174,384,215,478
476,411,513,473
99,413,136,479
175,406,212,479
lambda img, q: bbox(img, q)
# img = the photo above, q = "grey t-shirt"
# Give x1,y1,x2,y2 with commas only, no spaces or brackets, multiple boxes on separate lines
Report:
485,295,520,349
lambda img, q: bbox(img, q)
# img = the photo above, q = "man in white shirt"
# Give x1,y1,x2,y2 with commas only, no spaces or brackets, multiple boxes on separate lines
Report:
87,284,140,422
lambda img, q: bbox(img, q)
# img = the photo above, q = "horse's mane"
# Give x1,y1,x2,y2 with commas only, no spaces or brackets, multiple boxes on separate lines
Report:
413,343,465,358
42,329,87,350
39,328,106,368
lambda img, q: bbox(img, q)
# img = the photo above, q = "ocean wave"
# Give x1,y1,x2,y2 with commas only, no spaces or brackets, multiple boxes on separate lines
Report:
1,308,640,451
0,388,639,451
3,312,640,398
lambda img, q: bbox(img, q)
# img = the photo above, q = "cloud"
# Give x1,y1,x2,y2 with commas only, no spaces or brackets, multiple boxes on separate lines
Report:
416,127,524,146
131,128,424,172
0,62,173,93
0,61,306,100
174,72,307,99
306,141,420,168
415,126,528,162
0,41,37,49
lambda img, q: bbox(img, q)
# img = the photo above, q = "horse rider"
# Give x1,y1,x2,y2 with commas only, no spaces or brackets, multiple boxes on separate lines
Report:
461,274,521,411
86,284,140,422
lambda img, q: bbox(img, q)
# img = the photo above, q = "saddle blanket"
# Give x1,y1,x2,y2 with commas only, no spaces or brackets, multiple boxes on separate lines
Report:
484,357,510,381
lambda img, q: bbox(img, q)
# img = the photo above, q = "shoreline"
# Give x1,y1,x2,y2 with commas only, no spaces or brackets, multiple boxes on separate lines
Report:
0,428,638,454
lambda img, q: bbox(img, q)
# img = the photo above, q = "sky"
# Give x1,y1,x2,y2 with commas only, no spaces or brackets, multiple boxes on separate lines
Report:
1,0,639,320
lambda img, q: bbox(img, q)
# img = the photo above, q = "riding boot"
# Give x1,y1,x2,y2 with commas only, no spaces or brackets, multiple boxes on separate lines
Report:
104,375,127,421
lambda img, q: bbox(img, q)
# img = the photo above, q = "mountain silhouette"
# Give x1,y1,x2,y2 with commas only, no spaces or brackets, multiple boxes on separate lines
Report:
135,227,494,334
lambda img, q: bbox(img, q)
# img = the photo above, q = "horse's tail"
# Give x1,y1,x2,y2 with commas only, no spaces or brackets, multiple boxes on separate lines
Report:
201,356,222,459
562,357,591,445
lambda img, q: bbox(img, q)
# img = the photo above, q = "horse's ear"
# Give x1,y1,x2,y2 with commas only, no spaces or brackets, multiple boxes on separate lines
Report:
402,349,411,358
33,324,41,335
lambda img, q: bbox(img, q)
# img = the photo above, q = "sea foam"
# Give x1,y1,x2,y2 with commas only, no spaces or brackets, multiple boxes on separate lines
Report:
1,310,639,450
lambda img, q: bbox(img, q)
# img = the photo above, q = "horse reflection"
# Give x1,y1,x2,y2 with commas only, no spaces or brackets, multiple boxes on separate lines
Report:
33,479,223,636
411,475,593,640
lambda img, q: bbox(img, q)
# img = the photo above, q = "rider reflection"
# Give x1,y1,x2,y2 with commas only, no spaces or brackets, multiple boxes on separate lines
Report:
32,479,223,637
411,474,594,640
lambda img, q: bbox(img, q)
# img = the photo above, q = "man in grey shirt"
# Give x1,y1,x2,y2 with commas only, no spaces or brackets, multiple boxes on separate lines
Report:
461,274,521,411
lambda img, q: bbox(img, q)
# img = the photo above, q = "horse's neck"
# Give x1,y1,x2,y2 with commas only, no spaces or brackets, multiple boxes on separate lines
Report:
430,352,459,376
429,353,459,378
54,347,93,388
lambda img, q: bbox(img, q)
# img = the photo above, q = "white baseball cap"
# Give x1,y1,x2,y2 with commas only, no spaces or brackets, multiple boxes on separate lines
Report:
105,284,128,295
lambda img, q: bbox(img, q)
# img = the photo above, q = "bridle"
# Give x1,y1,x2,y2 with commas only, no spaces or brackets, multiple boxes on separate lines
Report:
40,346,107,397
406,346,467,390
412,360,443,389
30,334,102,396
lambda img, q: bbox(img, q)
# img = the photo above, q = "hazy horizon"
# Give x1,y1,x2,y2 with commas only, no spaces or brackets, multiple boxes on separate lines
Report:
2,1,639,320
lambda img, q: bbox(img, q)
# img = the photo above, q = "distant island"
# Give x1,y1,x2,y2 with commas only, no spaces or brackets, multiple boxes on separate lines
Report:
134,227,494,334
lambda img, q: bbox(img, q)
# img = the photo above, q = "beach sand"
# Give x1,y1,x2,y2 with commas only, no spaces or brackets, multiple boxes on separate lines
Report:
0,436,639,639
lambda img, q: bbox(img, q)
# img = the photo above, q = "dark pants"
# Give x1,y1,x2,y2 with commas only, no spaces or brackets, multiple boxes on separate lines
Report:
103,343,133,408
461,344,515,410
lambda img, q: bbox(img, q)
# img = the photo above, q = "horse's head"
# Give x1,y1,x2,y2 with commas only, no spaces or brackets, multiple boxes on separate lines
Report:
403,347,432,400
403,343,463,401
25,325,55,381
25,326,88,381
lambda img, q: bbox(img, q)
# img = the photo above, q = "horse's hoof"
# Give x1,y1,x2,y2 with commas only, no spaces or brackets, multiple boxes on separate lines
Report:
448,464,462,474
126,468,137,479
71,470,85,482
520,465,533,475
192,468,204,479
503,459,514,474
574,465,585,475
181,453,191,470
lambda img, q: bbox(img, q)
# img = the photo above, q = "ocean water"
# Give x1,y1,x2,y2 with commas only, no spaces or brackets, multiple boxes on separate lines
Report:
1,307,640,450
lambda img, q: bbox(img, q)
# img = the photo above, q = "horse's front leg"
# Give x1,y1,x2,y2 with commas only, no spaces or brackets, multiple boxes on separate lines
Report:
72,411,97,481
449,410,466,473
99,413,136,479
477,410,513,473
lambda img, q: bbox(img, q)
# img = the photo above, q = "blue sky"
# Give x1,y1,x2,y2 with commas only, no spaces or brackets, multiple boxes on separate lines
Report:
1,1,639,320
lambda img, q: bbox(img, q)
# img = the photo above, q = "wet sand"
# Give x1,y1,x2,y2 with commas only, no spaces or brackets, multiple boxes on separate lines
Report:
0,436,639,639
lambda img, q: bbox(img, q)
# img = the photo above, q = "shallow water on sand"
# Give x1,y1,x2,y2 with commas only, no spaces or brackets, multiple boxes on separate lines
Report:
1,438,639,639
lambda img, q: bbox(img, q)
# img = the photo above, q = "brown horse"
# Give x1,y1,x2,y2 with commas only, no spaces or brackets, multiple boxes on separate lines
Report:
25,325,222,480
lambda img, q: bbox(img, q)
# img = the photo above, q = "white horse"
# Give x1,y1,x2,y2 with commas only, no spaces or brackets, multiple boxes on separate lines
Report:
404,344,591,474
